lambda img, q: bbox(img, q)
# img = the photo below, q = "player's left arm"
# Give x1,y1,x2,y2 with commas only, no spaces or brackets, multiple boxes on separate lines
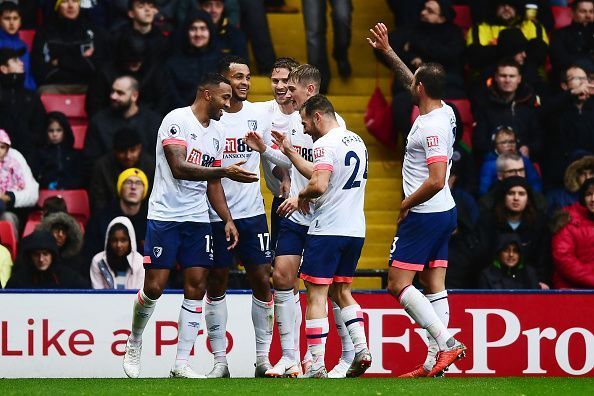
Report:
277,170,330,217
207,179,239,249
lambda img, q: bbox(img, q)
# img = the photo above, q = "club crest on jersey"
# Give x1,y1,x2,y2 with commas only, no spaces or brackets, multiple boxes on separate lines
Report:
153,246,163,258
248,120,258,131
213,138,220,152
169,124,180,136
426,136,439,147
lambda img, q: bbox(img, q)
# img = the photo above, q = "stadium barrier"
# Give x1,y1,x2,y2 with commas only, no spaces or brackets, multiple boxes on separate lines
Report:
0,290,592,378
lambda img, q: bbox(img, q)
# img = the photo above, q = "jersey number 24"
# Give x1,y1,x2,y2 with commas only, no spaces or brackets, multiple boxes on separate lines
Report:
343,150,368,190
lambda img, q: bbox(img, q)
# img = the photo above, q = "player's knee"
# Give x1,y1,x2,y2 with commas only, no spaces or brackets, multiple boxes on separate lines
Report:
272,266,293,290
387,279,407,298
143,282,164,300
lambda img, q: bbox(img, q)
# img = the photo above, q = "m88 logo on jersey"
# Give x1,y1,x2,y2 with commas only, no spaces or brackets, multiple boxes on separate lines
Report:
187,149,216,167
225,138,253,153
293,145,313,162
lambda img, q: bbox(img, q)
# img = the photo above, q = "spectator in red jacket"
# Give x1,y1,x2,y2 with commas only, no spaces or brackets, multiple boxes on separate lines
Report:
551,178,594,289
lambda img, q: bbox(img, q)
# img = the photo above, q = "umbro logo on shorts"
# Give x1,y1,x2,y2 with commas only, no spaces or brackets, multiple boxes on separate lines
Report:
153,246,163,258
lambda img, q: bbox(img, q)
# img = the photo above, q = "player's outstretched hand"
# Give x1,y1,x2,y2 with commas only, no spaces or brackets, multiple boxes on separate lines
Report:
225,220,239,250
271,131,293,155
277,196,299,218
245,131,266,153
225,161,259,183
367,23,391,53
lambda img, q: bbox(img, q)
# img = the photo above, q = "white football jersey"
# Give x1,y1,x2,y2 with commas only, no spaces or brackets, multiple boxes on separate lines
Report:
208,101,271,221
309,127,367,237
403,101,456,213
253,99,296,196
286,112,346,226
148,107,224,222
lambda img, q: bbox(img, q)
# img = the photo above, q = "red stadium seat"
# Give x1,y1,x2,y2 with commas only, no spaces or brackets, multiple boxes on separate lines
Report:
0,221,17,260
22,219,41,238
411,99,475,149
552,6,572,30
37,189,91,225
71,124,87,150
40,94,87,125
18,29,36,52
453,5,472,33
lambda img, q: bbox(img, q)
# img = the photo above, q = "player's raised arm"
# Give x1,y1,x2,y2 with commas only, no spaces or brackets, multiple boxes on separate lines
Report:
367,22,414,89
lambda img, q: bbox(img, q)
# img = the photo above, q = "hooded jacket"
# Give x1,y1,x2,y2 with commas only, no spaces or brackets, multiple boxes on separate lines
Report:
166,10,221,108
90,216,144,289
5,230,86,289
1,146,39,209
546,156,594,216
30,112,86,189
0,29,37,90
551,202,594,289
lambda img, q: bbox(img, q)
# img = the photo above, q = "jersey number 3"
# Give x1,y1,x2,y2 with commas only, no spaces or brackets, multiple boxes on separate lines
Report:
343,150,368,190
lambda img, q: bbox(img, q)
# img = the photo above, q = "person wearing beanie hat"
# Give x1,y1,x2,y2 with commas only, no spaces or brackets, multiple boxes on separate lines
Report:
116,167,149,199
478,232,540,289
476,175,551,287
551,178,594,289
89,127,155,211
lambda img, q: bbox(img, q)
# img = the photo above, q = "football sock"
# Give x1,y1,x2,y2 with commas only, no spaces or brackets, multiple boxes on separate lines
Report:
398,286,454,351
423,291,450,370
294,292,302,361
340,304,367,354
129,289,157,346
252,295,274,365
332,301,355,361
174,299,202,369
305,317,329,370
205,294,228,364
274,289,296,361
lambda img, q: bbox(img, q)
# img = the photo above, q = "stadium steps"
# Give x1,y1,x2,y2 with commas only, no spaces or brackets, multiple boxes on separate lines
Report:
254,1,400,286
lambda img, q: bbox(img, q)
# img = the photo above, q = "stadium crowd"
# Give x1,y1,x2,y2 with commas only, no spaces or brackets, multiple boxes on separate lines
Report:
0,0,593,291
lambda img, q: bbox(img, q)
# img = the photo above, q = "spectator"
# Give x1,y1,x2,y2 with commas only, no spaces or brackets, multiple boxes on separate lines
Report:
466,0,549,89
476,176,551,286
89,127,155,211
376,0,466,139
84,167,149,262
0,243,12,288
30,111,86,190
86,31,172,117
42,195,68,217
5,230,86,289
550,0,594,79
0,1,36,90
479,152,548,215
238,0,275,74
0,47,46,160
36,211,87,283
539,65,594,188
110,0,168,62
0,128,38,233
84,75,161,163
31,0,109,93
478,128,542,195
167,9,221,107
302,0,351,92
199,0,248,61
478,233,540,289
90,216,144,289
551,178,594,289
472,59,543,160
547,155,594,216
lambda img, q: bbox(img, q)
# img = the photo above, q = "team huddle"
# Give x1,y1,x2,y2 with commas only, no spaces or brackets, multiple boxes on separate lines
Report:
121,23,467,379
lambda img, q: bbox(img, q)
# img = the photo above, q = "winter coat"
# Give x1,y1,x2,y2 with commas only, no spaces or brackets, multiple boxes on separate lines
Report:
89,150,155,211
166,10,221,108
30,118,86,190
550,22,594,75
216,17,248,61
90,216,144,289
109,23,169,64
472,82,543,159
478,151,542,195
0,244,13,288
31,13,108,85
546,156,594,217
5,230,86,289
0,29,37,90
83,107,161,162
478,259,540,289
0,147,38,210
551,202,594,289
0,73,47,160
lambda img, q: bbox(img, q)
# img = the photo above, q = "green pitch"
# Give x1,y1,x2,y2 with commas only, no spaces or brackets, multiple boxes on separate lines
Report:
1,378,593,395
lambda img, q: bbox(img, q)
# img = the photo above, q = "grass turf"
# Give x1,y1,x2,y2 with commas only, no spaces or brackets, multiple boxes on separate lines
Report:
1,378,593,395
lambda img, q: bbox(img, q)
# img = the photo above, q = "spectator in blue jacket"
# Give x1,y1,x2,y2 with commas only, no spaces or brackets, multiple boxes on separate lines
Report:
479,126,542,196
0,2,36,90
546,154,594,217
